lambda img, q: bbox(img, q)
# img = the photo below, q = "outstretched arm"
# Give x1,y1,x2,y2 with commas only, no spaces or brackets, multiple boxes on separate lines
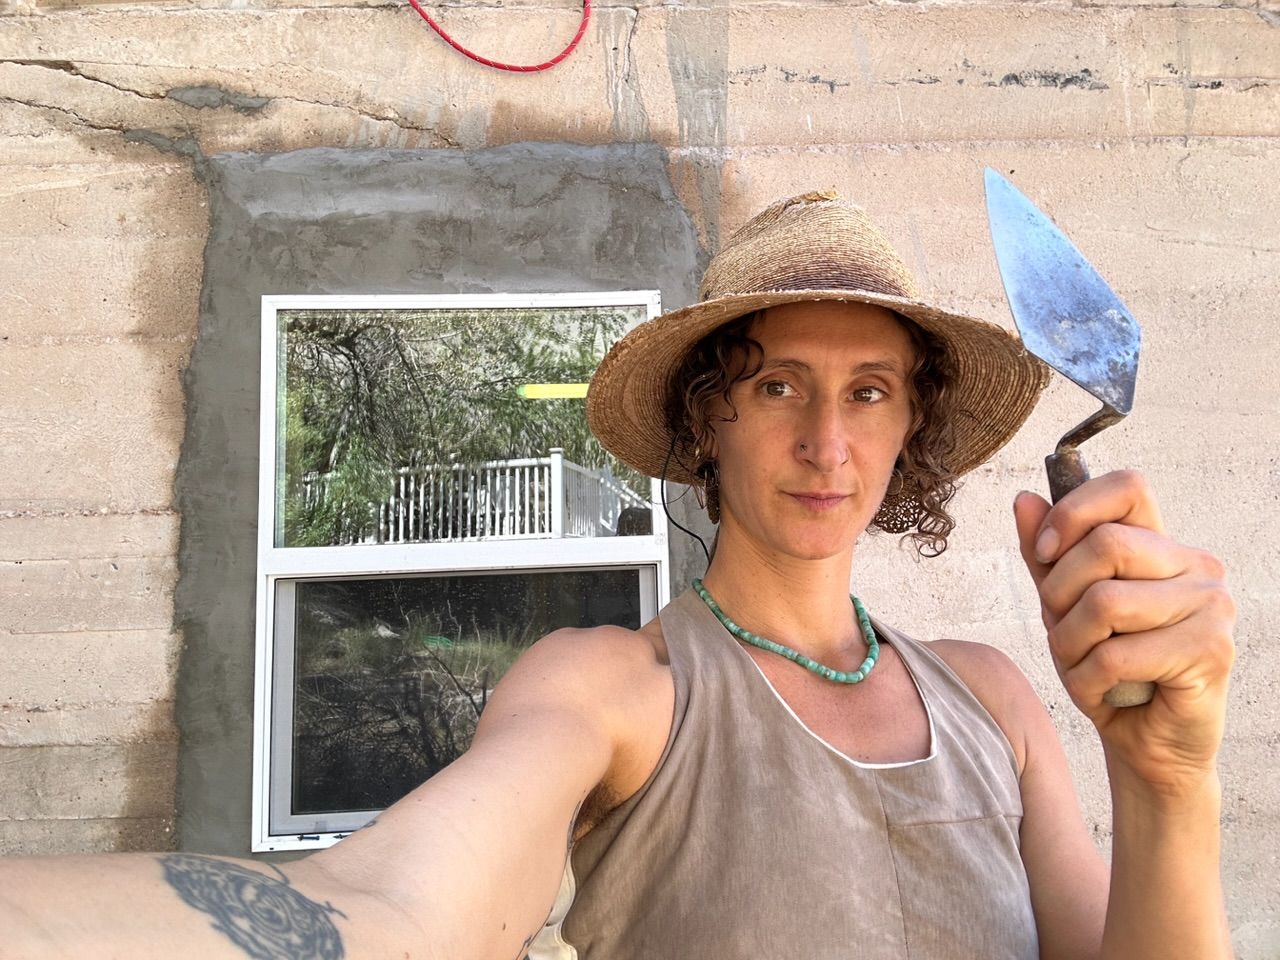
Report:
1,626,651,959
1013,471,1234,960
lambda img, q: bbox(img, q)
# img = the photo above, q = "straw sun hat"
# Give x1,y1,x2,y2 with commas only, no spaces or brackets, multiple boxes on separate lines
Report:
587,189,1049,486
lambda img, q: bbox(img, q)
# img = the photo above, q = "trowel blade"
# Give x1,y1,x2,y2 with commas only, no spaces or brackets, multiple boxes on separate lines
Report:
984,168,1140,415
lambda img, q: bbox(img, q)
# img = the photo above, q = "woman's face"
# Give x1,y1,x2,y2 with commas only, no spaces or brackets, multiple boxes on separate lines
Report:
710,301,917,562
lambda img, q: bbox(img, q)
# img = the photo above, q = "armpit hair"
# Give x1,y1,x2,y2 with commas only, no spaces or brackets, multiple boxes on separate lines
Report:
573,781,622,842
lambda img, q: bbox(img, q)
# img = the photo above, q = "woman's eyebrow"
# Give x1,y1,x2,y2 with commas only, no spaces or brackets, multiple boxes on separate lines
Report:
759,357,907,377
853,359,908,378
757,357,812,375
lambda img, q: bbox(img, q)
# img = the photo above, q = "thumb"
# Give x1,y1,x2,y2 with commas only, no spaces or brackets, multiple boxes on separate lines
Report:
1014,489,1053,589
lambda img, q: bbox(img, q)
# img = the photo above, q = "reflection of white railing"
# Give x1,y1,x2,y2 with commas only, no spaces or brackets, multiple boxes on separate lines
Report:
304,449,648,544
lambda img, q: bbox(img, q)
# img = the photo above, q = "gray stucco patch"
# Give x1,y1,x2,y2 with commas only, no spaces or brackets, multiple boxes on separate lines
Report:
175,143,706,855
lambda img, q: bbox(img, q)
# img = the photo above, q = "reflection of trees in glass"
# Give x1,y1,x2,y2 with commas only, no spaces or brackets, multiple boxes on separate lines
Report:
290,572,641,814
292,618,530,814
281,307,647,547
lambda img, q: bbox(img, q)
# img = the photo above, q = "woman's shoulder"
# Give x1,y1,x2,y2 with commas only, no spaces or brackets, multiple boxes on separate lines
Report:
924,638,1048,777
510,619,674,737
532,614,672,681
487,620,671,735
926,636,1026,686
522,619,677,808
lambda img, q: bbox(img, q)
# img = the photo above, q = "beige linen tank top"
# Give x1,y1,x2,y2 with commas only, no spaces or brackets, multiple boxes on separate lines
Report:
531,588,1038,959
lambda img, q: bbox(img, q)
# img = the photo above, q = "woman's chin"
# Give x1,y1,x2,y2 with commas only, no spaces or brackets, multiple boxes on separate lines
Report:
719,512,868,561
773,531,859,562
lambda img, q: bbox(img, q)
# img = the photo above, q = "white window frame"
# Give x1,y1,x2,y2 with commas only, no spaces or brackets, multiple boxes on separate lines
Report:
252,293,670,852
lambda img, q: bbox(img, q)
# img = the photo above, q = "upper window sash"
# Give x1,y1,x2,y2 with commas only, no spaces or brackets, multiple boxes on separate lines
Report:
256,292,666,574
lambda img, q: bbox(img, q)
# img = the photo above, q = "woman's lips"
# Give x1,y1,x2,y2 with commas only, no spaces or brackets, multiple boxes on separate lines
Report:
787,492,850,511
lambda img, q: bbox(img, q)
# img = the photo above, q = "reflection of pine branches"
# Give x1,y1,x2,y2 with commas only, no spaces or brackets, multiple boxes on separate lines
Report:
295,673,473,809
414,642,488,721
293,632,521,812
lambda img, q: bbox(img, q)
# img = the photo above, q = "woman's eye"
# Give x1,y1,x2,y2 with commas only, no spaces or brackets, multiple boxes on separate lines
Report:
852,386,887,403
762,380,793,398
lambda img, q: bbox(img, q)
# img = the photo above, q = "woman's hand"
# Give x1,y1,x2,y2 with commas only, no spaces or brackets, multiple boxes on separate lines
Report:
1013,470,1235,800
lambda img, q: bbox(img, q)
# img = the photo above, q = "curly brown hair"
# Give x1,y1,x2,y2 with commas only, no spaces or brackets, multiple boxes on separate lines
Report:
664,307,960,557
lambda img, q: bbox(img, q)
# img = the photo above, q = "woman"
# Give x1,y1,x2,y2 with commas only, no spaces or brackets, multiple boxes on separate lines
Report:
1,192,1234,960
554,191,1234,958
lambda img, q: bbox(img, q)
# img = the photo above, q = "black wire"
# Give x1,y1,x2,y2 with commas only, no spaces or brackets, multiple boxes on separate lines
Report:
659,432,710,568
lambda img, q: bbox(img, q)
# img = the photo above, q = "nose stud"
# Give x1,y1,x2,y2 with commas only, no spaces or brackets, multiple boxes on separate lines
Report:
799,443,808,452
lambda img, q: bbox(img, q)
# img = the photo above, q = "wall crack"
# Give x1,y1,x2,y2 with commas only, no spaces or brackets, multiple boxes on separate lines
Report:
1,59,168,102
1147,77,1273,92
2,59,276,116
270,94,462,146
1,66,460,152
0,95,133,135
603,5,650,140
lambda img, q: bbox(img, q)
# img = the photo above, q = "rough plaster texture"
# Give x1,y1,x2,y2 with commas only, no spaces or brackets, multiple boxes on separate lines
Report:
0,0,1276,952
178,143,702,856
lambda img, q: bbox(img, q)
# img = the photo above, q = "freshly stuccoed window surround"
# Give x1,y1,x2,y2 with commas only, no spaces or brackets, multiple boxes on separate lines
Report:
253,293,669,851
175,143,708,859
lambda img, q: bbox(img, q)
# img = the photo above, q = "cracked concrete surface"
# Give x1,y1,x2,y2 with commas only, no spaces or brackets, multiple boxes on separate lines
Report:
0,57,464,152
2,3,1276,163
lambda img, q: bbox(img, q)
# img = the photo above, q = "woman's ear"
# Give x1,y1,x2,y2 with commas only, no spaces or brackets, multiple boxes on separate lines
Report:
703,434,720,463
692,428,719,466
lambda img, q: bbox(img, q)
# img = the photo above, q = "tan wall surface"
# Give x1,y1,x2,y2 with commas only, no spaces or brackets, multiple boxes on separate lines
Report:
1,0,1277,952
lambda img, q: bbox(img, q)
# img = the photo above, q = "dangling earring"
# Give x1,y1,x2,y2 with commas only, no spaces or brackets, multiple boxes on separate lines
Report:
698,459,721,524
874,467,922,534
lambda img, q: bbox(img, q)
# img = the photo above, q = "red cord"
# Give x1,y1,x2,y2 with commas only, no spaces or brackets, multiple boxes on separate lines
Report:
406,0,591,72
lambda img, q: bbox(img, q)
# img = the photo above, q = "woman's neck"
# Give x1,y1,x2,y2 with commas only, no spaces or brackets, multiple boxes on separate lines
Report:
698,537,865,665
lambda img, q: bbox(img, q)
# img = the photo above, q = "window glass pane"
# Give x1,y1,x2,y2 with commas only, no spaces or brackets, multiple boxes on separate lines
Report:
289,568,644,816
276,306,653,547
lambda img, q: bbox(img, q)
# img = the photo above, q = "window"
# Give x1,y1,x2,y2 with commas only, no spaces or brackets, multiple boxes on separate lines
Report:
252,293,669,851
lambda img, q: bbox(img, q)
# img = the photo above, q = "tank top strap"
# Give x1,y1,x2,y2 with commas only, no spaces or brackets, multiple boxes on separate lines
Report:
870,616,1021,786
657,585,742,674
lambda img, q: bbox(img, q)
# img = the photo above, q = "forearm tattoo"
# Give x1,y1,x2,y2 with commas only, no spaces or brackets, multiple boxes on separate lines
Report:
159,854,346,959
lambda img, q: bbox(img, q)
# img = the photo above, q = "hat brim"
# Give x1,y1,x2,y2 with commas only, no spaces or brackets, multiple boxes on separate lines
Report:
587,289,1049,485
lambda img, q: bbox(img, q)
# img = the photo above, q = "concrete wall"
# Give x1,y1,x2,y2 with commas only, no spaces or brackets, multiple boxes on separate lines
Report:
1,0,1276,953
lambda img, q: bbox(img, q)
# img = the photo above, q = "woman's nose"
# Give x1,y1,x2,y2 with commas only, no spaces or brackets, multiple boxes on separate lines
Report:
796,400,849,471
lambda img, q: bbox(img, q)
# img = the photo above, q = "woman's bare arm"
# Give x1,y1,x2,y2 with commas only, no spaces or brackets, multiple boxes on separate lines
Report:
1,624,666,960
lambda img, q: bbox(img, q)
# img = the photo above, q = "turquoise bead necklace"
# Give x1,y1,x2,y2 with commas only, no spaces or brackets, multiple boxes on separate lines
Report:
692,578,880,684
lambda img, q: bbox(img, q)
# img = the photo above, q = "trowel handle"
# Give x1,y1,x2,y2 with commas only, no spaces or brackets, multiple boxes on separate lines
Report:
1045,450,1157,709
1046,449,1090,506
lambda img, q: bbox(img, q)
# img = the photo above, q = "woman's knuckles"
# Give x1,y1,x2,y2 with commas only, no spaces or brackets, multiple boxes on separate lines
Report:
1050,469,1157,532
1204,579,1237,624
1041,566,1230,641
1042,579,1137,643
1087,635,1131,684
1085,521,1135,571
1190,605,1236,679
1111,468,1154,504
1038,530,1181,618
1080,579,1131,630
1190,546,1228,582
1077,523,1193,584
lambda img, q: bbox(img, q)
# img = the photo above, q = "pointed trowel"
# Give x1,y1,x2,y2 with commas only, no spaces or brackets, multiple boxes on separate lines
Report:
984,168,1154,708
